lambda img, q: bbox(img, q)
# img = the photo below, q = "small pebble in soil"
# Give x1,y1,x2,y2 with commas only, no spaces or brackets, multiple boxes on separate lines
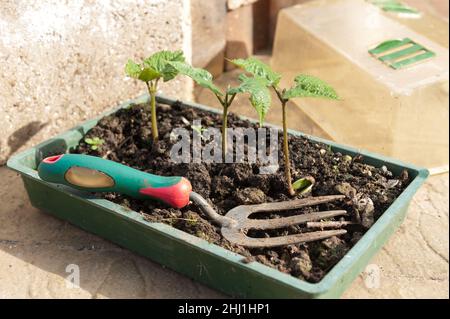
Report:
290,250,313,278
343,155,352,162
335,182,357,198
314,236,349,269
400,169,409,183
386,179,400,189
235,187,266,205
381,165,393,178
139,127,152,142
353,194,375,228
159,104,172,112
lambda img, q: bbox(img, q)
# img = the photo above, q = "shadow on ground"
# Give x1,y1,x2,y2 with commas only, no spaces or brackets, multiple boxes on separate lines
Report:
7,121,48,157
0,166,225,298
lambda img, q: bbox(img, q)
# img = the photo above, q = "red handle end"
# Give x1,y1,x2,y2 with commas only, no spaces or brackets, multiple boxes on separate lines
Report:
42,154,63,164
139,177,192,209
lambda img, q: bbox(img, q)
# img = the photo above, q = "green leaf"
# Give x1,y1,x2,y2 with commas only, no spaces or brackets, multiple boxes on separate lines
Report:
169,61,223,96
125,59,159,82
138,67,160,82
125,60,142,79
144,50,185,82
229,75,271,125
230,57,281,86
85,137,104,147
283,75,338,100
93,137,104,144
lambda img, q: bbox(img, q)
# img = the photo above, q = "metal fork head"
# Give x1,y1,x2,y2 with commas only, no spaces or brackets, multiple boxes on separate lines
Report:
221,195,347,248
190,193,348,248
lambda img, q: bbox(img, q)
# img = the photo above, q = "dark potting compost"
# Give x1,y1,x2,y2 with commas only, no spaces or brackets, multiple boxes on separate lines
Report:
72,102,409,283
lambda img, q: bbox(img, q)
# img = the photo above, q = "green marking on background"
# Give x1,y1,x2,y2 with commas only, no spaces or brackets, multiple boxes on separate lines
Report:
369,38,410,55
369,0,420,15
369,38,436,69
391,51,435,69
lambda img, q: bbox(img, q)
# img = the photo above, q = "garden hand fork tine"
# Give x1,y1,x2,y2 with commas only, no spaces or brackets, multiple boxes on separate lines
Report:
190,193,348,248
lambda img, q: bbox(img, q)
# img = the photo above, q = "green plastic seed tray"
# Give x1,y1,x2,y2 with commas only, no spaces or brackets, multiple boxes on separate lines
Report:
7,95,429,298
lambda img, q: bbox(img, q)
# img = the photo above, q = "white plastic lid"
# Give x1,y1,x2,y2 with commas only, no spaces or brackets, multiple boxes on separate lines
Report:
286,0,449,95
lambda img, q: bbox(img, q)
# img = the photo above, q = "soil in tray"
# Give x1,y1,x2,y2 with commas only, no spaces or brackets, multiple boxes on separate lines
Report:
72,101,409,283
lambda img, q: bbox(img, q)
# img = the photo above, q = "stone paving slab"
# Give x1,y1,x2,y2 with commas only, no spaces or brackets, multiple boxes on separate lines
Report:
0,166,448,298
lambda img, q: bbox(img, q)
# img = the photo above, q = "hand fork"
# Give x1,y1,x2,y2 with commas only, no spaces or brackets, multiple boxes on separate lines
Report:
38,154,348,248
189,192,346,248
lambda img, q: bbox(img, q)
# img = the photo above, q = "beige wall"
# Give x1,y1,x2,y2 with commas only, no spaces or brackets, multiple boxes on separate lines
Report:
191,0,227,76
0,0,193,164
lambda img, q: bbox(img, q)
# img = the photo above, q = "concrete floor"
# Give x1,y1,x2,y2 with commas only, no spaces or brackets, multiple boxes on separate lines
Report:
0,167,448,299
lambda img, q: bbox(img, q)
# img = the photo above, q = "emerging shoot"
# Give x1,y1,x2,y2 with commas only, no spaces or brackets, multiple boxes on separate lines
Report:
84,137,104,151
292,176,315,195
125,50,185,141
231,57,338,196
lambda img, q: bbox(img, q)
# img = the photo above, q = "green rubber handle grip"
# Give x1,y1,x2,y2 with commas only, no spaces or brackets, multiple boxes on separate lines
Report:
37,154,192,208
